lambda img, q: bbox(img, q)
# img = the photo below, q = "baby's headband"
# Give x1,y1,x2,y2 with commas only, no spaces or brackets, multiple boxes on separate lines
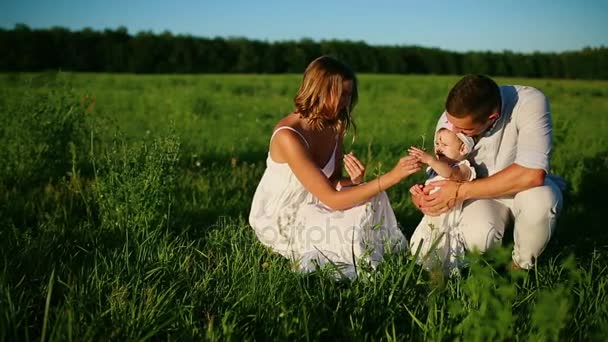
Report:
436,118,475,154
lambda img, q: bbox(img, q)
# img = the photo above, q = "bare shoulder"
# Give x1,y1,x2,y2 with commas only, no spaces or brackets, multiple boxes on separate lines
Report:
269,115,308,163
273,112,301,131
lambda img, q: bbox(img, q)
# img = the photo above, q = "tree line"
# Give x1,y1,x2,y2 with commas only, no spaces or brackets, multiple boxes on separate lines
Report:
1,24,607,79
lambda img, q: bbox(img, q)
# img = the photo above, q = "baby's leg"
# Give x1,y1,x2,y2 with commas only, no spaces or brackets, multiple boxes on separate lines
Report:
410,215,446,268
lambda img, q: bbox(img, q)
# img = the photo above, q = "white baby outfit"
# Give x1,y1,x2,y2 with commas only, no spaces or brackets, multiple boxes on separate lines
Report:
409,160,477,275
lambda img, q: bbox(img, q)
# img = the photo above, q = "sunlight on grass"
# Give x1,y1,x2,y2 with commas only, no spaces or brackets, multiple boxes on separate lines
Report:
0,72,607,340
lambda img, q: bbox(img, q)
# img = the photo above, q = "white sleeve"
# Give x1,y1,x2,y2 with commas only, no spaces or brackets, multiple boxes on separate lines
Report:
457,160,477,181
514,87,552,173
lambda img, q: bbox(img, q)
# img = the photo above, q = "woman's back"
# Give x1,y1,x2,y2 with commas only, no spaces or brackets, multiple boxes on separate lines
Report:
247,56,417,278
249,125,336,254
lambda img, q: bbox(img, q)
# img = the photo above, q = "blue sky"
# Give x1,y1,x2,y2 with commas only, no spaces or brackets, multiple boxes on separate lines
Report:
1,0,606,52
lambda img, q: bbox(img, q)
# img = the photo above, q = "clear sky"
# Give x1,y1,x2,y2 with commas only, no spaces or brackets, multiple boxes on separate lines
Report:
1,0,606,52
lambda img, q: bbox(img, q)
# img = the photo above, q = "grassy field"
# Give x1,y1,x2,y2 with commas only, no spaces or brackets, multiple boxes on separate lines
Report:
0,72,607,340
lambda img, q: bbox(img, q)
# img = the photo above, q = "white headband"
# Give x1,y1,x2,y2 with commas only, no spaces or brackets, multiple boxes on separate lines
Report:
456,133,475,155
436,117,476,155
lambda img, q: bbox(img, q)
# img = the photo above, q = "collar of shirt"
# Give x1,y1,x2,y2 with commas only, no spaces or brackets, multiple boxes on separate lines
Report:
480,88,507,138
482,116,501,137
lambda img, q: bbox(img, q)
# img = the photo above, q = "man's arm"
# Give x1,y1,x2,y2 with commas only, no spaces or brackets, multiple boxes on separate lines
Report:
460,86,551,198
419,164,544,215
458,164,545,201
420,87,552,215
457,164,544,200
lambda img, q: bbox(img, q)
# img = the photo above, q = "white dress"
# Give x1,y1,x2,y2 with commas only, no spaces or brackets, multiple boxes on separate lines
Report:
249,127,407,279
409,160,476,275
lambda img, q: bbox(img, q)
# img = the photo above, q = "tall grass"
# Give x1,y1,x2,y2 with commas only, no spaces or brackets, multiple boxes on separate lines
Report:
0,72,607,340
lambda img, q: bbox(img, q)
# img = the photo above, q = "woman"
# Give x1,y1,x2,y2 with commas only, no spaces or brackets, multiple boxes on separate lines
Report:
249,56,421,278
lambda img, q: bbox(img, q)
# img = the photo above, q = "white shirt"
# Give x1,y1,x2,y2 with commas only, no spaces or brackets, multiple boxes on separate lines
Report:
435,85,553,178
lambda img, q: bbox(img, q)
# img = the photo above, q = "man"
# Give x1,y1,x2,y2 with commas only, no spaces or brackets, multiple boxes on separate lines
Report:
411,74,564,269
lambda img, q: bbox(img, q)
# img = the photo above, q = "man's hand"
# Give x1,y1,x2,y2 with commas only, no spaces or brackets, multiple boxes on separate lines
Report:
419,180,464,216
408,146,435,165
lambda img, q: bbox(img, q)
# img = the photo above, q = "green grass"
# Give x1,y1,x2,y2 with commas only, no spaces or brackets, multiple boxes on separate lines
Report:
0,72,607,340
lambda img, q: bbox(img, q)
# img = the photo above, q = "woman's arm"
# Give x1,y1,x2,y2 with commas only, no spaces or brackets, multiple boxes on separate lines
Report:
273,130,420,210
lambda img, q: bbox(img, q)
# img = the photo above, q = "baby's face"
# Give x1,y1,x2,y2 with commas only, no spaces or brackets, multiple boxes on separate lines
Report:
435,129,465,162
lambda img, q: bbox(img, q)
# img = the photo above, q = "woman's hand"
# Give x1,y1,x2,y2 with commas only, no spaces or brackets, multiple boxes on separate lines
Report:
408,146,434,165
343,152,366,185
391,155,423,181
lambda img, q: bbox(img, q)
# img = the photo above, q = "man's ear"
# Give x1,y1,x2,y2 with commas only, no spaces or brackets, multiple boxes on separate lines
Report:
488,112,500,121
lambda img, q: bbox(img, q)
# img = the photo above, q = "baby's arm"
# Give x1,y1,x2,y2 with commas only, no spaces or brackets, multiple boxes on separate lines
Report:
426,158,456,179
409,146,472,181
408,147,453,178
450,164,472,182
426,160,472,181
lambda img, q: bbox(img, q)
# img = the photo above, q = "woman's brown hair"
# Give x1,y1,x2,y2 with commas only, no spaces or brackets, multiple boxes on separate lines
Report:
294,56,358,134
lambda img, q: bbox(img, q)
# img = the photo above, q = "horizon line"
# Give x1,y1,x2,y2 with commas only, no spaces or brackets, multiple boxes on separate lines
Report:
3,23,606,55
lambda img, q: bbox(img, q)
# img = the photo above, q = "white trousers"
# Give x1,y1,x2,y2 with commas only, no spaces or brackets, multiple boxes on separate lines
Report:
458,177,563,269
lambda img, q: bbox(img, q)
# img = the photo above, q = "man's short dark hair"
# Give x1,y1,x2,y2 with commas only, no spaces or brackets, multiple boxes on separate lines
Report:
445,74,501,122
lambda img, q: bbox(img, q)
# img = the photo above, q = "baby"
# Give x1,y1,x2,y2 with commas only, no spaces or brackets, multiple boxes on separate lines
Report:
408,127,476,276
